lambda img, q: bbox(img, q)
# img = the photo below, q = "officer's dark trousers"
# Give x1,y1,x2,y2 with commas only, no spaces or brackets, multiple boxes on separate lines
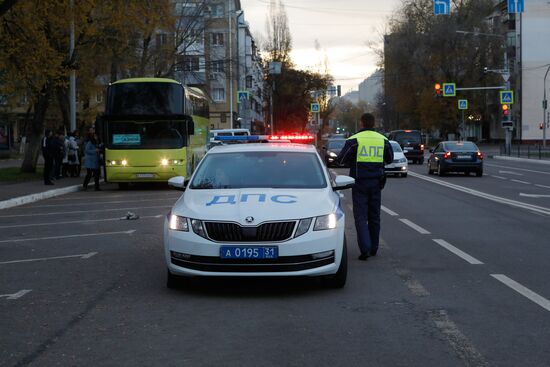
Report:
352,178,382,255
43,156,53,184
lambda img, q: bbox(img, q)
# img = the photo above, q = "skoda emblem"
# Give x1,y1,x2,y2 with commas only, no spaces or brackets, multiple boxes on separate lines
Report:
245,216,254,224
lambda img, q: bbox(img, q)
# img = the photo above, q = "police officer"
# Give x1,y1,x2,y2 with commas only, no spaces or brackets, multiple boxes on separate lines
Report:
336,113,393,260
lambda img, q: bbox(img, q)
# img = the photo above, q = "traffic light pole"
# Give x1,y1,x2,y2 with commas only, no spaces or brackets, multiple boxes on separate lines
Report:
504,51,512,156
543,65,549,147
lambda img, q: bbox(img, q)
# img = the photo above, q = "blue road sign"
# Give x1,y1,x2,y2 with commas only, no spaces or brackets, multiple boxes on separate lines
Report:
434,0,450,15
500,91,514,104
458,100,468,110
310,103,320,113
508,0,524,13
237,90,249,104
442,83,456,97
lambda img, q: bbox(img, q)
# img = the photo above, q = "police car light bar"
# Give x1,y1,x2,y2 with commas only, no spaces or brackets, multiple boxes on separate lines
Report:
269,135,315,141
213,135,264,141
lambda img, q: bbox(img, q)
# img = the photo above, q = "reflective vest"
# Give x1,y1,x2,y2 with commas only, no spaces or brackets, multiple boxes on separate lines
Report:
348,130,387,163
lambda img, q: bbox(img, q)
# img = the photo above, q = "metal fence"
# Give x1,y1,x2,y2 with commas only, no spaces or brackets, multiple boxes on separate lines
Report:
500,144,550,160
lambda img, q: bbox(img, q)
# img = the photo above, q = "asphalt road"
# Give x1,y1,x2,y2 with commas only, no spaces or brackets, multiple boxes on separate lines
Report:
1,157,549,367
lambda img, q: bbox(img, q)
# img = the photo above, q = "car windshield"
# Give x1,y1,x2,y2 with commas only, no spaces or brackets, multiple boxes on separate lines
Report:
106,120,186,149
328,140,345,150
390,142,403,152
393,132,421,144
190,151,327,189
445,142,478,152
106,82,183,115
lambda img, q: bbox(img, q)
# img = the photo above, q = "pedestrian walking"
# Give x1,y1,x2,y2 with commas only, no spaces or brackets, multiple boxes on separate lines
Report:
82,133,101,191
52,130,65,179
336,113,394,260
62,133,70,177
41,130,55,185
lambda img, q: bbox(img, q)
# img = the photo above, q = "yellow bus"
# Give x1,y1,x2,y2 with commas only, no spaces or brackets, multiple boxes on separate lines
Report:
98,78,209,189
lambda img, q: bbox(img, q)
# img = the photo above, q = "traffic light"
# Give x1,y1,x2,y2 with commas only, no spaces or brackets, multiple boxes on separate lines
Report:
502,104,510,118
434,83,442,97
540,123,544,130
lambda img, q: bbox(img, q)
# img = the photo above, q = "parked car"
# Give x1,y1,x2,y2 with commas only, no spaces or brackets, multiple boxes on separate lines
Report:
427,141,483,176
322,138,347,167
385,140,408,177
388,130,425,164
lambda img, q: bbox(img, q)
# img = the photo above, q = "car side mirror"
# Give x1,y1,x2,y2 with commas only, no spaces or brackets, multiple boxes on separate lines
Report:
168,176,187,191
333,175,355,191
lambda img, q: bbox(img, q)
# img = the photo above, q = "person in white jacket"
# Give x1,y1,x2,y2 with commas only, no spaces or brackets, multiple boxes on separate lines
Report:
67,133,80,177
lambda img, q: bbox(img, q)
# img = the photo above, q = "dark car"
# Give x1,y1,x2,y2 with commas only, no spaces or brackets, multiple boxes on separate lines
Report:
388,130,425,164
322,138,347,167
427,141,483,176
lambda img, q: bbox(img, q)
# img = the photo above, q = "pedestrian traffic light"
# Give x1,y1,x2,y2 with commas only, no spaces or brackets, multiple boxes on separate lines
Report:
502,104,510,118
540,123,544,130
434,83,442,97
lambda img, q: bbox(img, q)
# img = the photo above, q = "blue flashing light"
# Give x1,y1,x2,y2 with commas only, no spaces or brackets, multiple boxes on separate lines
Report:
214,135,262,141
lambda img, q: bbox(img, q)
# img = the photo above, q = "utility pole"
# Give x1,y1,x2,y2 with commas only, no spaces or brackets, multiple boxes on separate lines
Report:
69,0,76,132
228,1,233,129
504,50,512,155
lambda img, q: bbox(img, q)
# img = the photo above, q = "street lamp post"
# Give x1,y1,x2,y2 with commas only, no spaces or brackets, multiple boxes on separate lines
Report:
543,65,550,147
69,0,76,132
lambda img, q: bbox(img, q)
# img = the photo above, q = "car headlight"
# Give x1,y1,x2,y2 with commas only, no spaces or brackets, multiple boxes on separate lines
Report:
399,158,408,163
191,219,207,238
328,151,338,158
169,214,189,231
314,213,337,231
294,218,312,238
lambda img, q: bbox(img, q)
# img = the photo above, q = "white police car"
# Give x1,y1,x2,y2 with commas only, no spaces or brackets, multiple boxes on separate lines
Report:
164,142,355,288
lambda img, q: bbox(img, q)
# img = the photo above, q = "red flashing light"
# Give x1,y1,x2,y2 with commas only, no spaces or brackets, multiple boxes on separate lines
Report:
405,130,412,132
443,151,451,160
269,134,314,142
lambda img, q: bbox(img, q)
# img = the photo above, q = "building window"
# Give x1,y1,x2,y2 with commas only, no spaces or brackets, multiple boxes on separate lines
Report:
212,87,225,102
211,4,224,18
212,60,225,73
211,33,224,46
179,56,200,71
246,76,253,89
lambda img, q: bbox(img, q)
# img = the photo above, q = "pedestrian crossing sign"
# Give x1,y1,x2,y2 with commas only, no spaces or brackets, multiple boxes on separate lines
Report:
500,91,514,105
442,83,456,97
237,90,250,104
458,99,468,110
310,103,320,113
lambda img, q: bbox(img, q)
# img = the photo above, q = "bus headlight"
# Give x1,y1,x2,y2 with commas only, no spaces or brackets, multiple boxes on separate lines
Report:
161,159,169,166
121,159,128,166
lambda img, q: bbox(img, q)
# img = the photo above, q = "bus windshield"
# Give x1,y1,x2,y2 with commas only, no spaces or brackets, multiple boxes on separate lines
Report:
107,120,186,149
106,82,183,115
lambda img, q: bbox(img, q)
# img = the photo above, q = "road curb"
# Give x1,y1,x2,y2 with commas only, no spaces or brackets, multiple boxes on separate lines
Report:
492,155,550,166
0,184,82,210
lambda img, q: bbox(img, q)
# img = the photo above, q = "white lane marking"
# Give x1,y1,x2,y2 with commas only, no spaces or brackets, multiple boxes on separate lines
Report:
491,274,550,312
0,205,171,218
0,230,136,244
429,309,488,366
491,175,507,180
0,289,32,300
487,163,550,176
432,239,484,265
511,179,531,185
519,193,550,198
535,184,550,189
499,170,524,176
399,219,431,234
30,198,175,209
0,252,98,265
381,205,399,216
0,214,164,229
408,171,550,216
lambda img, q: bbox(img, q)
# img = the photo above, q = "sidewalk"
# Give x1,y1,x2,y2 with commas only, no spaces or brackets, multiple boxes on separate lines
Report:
0,175,84,209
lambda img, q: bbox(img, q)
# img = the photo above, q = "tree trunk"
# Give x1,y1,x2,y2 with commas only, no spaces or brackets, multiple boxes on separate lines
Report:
21,86,51,173
56,85,70,131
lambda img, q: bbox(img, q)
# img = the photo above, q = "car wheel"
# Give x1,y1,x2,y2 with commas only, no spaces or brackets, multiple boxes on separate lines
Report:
476,170,483,177
166,269,185,289
428,161,434,175
118,182,129,190
323,238,347,289
437,163,445,176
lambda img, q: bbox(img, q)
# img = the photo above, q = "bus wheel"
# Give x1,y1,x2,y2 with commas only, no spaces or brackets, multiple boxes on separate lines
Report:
118,183,129,190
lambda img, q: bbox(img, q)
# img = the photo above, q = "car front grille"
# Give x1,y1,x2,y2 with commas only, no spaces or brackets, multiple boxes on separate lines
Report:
204,221,296,242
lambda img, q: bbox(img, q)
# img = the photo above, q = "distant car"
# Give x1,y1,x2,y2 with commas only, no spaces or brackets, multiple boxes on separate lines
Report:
385,140,408,177
322,138,347,167
164,142,354,289
427,141,483,176
388,130,425,164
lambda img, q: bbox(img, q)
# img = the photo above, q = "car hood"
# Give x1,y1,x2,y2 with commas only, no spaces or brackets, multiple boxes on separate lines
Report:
393,151,406,160
172,188,338,224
